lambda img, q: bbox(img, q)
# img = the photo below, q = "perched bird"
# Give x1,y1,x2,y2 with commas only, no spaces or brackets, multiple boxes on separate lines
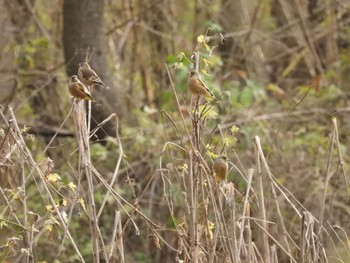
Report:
78,61,108,88
212,155,228,183
187,70,214,98
68,75,96,103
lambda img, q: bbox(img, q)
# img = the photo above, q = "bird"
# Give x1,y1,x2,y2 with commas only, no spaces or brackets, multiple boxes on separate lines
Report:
68,75,97,103
78,61,108,89
187,70,215,98
212,155,228,183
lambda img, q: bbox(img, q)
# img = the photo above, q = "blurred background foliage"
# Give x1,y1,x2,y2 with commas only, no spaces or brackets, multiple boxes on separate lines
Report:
1,0,350,262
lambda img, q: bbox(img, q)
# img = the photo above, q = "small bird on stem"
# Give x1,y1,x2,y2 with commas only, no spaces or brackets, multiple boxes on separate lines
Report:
68,75,97,103
187,70,215,98
78,61,108,89
212,155,228,183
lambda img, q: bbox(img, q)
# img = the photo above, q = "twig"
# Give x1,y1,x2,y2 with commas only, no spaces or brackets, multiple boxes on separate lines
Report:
42,105,73,155
108,211,125,262
237,169,254,259
332,117,349,201
97,114,123,218
254,135,271,263
8,107,85,262
73,101,102,262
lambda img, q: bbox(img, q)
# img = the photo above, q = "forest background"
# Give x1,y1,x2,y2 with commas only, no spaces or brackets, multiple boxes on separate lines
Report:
0,0,350,262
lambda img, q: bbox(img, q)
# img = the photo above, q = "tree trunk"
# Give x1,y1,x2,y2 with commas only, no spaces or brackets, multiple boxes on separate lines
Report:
63,0,124,139
0,0,17,107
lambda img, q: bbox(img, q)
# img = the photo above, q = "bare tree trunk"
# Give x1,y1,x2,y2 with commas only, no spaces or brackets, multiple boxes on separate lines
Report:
3,0,36,109
63,0,124,139
0,0,16,107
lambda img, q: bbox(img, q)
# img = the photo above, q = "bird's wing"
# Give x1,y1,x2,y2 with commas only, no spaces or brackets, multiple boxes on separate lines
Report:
79,83,95,102
77,82,91,95
81,68,101,82
195,78,214,97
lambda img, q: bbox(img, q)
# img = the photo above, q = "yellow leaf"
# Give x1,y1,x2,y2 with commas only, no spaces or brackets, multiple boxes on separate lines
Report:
206,144,213,151
47,173,61,183
22,125,31,133
177,52,185,60
45,205,53,212
68,182,76,191
179,163,188,172
208,221,215,239
45,221,53,233
202,57,209,66
266,83,286,98
282,50,305,78
59,199,68,207
207,151,218,159
79,198,87,213
230,125,239,135
197,35,206,43
223,136,237,146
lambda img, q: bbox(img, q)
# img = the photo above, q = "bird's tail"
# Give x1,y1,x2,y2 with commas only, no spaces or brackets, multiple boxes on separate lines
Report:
205,89,216,101
101,81,110,90
85,94,98,104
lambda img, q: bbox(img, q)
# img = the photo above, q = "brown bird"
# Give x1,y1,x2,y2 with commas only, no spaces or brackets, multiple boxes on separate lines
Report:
68,75,96,103
187,70,214,98
212,155,228,183
78,61,108,88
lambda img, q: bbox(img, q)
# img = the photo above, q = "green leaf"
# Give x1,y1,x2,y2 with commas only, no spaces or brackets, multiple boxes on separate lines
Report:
229,86,240,105
204,22,223,32
166,54,176,63
90,143,108,161
240,86,253,107
0,215,8,229
223,135,237,146
199,105,218,118
159,90,173,106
